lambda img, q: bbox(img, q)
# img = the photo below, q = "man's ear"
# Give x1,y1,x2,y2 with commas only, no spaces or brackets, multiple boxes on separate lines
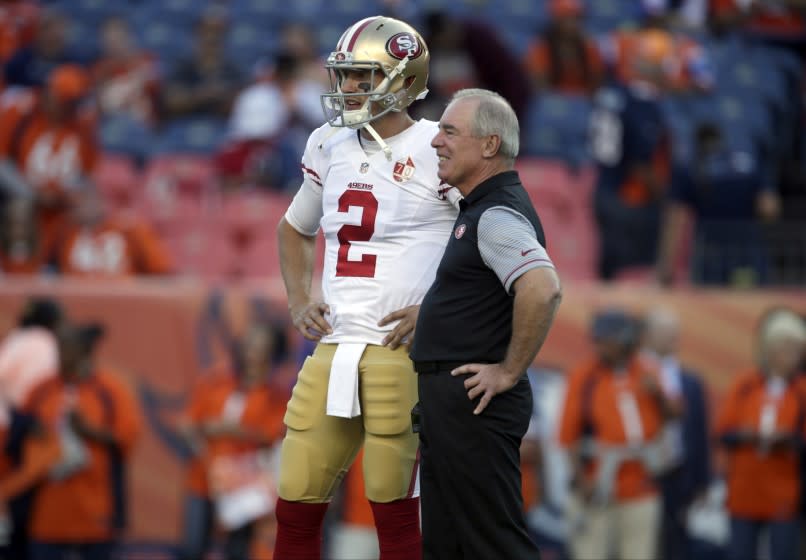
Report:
482,134,501,159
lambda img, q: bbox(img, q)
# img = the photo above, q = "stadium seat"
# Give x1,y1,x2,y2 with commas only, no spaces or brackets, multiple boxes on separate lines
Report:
93,154,141,211
138,155,218,228
585,0,640,33
134,18,193,69
516,158,598,281
151,118,230,155
523,93,592,167
226,20,280,74
99,115,155,164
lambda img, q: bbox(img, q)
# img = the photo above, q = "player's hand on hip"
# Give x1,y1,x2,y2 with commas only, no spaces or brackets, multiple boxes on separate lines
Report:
451,363,519,415
378,305,420,350
290,301,333,341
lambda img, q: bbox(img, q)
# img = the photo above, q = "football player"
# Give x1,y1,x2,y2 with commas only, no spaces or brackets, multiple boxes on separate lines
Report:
273,16,461,560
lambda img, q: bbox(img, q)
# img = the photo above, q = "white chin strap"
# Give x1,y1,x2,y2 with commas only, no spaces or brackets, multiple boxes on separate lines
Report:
362,122,393,160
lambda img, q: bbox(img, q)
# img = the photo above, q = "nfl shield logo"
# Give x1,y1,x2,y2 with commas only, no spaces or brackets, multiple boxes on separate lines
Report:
360,162,369,174
393,156,416,183
454,224,467,239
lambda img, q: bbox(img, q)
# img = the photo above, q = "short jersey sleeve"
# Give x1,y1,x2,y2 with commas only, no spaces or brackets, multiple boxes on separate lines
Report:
284,128,327,236
477,206,554,293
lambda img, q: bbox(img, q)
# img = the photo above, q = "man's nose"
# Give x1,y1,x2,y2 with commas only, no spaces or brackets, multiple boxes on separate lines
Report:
431,132,442,148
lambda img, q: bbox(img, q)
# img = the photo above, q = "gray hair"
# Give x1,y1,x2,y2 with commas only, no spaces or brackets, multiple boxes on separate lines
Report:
449,88,519,161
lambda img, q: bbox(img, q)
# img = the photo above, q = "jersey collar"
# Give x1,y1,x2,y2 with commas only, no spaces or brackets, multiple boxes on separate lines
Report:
459,170,520,210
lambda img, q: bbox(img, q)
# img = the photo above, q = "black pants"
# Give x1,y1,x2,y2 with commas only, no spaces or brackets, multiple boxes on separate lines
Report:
417,369,539,560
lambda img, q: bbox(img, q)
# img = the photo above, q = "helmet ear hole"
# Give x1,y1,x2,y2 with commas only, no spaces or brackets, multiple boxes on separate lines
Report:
403,75,416,88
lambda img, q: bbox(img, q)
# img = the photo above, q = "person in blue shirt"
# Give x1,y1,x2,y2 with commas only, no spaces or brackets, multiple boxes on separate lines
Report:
656,122,780,286
590,34,672,280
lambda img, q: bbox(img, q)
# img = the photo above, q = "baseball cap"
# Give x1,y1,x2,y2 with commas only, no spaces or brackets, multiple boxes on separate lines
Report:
18,297,64,329
47,64,90,103
591,309,638,343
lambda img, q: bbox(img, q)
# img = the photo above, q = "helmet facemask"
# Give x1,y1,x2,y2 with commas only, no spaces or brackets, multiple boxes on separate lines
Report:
321,52,421,129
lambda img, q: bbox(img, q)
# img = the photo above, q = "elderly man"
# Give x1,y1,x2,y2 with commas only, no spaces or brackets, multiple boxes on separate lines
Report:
410,89,562,559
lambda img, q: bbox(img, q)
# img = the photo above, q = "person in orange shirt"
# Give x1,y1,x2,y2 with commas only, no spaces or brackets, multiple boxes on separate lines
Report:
523,0,604,95
711,0,806,43
717,307,806,560
0,297,63,560
53,187,174,277
177,321,288,560
0,0,38,66
23,321,141,560
0,64,98,243
559,309,680,560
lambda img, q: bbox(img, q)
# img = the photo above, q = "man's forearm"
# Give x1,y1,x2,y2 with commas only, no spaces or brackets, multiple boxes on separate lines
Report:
277,218,317,307
501,269,562,376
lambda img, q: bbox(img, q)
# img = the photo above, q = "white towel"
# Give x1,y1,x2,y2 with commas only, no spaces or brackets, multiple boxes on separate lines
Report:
326,343,367,418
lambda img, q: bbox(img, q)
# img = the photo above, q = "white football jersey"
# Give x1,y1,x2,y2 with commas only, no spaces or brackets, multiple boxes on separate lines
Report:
284,119,461,345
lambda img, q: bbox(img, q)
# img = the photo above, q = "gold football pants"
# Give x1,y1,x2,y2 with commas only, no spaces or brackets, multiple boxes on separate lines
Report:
278,343,419,503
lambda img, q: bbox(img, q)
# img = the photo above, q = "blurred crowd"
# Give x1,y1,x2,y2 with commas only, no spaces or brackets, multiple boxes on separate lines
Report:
0,0,803,285
0,296,296,560
516,304,806,560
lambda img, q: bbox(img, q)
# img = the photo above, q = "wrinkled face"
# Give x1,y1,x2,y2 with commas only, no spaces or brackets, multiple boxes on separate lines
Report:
763,336,805,377
431,97,484,188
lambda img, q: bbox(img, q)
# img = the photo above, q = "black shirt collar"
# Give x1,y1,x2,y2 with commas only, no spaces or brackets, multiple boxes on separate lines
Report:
459,170,520,210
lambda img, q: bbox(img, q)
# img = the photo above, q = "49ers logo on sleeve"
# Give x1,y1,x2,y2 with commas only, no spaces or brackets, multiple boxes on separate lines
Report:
386,32,423,60
393,156,415,182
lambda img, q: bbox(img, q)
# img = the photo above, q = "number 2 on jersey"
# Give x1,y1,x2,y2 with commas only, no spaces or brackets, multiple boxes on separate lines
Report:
336,190,378,278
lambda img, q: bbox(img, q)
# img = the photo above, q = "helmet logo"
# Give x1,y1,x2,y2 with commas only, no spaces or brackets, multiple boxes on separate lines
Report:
334,52,347,61
386,32,422,60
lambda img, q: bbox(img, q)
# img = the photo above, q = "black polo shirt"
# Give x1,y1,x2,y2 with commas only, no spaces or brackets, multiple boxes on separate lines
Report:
410,170,547,364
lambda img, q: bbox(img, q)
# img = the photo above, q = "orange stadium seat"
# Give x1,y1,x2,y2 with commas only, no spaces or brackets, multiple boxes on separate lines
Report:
93,153,140,211
516,158,598,281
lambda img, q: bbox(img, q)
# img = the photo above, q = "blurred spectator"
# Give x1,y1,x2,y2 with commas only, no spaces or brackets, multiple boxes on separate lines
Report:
414,10,530,121
279,23,327,86
3,7,84,89
603,11,714,93
0,64,98,244
590,32,673,280
53,187,174,277
327,451,379,560
92,17,160,128
559,309,679,560
716,307,806,560
522,365,571,560
656,122,780,286
24,321,142,560
215,50,324,193
0,197,49,274
0,297,62,560
0,0,39,67
523,0,604,95
711,0,806,53
641,306,712,560
161,6,243,121
644,0,710,30
177,321,287,560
